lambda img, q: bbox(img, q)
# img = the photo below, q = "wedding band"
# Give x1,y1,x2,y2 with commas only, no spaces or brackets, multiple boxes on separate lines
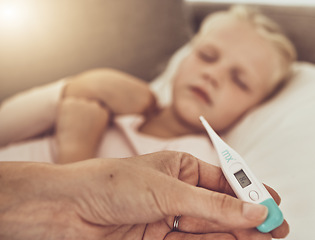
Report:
172,215,181,231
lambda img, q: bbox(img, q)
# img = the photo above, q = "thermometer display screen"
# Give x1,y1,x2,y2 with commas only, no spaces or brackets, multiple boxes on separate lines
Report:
234,169,251,188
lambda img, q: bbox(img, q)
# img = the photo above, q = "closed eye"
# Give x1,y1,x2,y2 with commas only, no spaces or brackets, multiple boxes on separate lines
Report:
197,46,218,63
198,51,216,62
232,71,250,91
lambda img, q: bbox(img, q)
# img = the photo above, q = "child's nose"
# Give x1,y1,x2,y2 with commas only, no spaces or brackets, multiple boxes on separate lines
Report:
201,63,228,88
202,72,219,88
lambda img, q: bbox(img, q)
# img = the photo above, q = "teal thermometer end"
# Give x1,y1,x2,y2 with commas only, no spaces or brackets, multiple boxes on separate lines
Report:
199,116,284,233
257,198,284,233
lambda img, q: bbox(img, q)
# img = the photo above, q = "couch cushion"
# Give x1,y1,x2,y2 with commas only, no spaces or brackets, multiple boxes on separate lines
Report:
186,2,315,64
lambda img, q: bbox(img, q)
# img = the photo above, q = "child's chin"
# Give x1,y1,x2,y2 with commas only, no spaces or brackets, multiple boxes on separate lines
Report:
177,107,204,128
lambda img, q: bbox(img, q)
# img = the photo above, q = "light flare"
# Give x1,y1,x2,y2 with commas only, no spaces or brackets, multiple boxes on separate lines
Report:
0,2,31,28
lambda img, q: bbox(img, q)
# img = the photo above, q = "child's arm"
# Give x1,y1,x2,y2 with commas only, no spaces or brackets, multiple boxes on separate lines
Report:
0,81,66,147
55,97,110,163
63,68,156,115
55,68,156,163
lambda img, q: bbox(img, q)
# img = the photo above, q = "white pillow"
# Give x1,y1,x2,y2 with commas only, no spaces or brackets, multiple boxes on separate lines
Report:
151,51,315,239
150,44,191,107
223,62,315,240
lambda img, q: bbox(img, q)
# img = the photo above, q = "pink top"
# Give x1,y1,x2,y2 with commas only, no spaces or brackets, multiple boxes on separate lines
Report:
0,80,219,166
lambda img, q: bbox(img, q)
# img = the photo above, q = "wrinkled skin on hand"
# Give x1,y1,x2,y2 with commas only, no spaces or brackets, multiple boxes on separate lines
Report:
0,151,289,240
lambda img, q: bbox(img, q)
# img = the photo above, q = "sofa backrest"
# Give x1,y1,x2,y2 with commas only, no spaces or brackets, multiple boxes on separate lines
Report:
1,0,314,102
185,2,315,64
0,0,190,102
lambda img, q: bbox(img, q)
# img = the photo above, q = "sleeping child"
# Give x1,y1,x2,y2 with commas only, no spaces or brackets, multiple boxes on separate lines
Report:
0,6,300,239
0,5,296,167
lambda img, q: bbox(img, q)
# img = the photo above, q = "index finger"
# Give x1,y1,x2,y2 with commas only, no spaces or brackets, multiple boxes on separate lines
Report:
197,160,235,195
198,160,282,203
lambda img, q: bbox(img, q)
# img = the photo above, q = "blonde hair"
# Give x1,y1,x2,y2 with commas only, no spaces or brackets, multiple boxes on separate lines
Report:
151,5,297,106
197,5,297,90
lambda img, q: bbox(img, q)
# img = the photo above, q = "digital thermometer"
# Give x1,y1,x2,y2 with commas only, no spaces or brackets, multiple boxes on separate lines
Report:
199,116,283,233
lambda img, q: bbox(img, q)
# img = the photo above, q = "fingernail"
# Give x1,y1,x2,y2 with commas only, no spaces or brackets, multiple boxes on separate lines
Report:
242,202,268,221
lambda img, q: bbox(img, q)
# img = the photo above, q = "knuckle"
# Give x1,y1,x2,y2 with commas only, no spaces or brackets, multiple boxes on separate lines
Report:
218,193,231,210
156,151,197,179
218,172,233,194
211,192,233,213
177,151,197,162
176,152,197,168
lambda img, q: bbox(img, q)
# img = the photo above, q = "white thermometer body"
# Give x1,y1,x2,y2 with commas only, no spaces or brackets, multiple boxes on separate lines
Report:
199,116,283,233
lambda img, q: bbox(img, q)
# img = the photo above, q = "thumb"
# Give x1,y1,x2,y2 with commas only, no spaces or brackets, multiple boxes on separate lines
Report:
160,179,268,230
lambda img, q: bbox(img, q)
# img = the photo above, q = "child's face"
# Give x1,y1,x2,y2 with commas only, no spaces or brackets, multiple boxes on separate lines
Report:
172,16,282,132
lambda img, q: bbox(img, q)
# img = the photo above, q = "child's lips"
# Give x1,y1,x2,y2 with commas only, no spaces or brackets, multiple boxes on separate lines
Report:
189,86,212,104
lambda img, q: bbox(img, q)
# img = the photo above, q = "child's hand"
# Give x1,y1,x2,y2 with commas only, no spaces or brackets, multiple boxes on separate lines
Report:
63,68,157,116
56,68,157,163
56,97,110,163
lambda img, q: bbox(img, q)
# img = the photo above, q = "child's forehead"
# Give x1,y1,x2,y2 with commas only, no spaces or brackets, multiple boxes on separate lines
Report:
200,14,247,35
195,17,278,65
193,18,282,93
198,16,258,44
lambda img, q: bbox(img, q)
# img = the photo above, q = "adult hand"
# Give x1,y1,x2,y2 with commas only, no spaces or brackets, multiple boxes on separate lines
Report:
0,151,289,240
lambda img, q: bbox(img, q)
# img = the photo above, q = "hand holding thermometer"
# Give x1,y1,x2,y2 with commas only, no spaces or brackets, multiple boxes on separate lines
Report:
199,116,283,233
